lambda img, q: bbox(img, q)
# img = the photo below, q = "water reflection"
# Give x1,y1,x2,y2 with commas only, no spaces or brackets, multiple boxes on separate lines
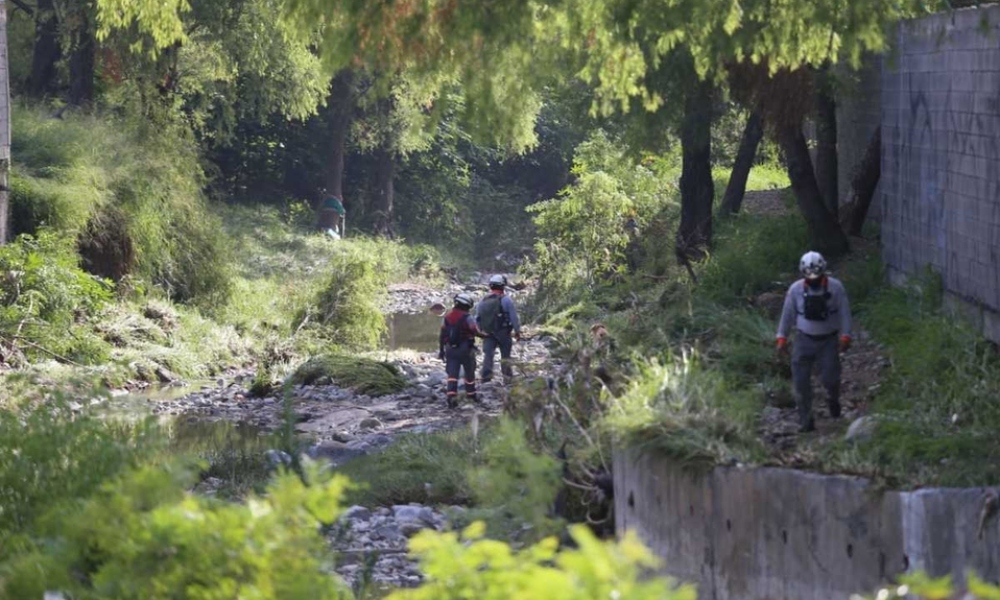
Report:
383,312,443,352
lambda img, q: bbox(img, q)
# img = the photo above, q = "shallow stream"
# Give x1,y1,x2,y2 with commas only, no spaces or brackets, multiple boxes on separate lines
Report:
382,312,442,353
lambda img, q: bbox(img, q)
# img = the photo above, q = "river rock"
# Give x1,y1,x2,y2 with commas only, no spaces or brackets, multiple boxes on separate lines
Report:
845,415,878,443
308,441,368,466
342,505,372,522
393,505,438,537
359,417,383,430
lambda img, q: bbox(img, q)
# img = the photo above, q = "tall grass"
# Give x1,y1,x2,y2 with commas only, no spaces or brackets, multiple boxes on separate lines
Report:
841,275,1000,487
603,355,765,466
10,105,230,306
697,213,808,304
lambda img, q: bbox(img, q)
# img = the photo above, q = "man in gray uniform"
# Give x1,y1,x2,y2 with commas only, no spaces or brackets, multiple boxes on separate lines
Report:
776,251,853,432
476,274,522,383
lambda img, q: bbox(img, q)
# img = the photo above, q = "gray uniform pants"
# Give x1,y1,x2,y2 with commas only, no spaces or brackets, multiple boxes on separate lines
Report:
481,330,513,381
792,332,842,426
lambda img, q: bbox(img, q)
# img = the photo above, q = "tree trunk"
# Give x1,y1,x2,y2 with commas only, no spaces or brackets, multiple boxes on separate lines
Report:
68,10,96,107
373,145,395,238
839,126,881,236
814,74,839,217
676,79,715,260
719,110,763,216
28,0,60,98
325,69,354,201
777,123,850,257
0,0,10,245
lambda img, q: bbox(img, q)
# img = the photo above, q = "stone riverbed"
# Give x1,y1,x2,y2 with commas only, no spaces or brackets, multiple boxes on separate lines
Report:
141,276,550,589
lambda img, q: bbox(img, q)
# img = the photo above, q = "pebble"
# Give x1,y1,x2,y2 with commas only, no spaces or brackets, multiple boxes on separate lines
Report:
329,502,449,588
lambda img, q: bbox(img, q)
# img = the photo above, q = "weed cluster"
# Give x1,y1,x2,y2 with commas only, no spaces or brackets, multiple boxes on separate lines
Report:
287,354,407,396
11,106,230,306
830,271,1000,487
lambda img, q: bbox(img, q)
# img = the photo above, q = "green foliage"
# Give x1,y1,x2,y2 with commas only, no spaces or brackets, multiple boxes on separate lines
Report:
338,430,478,507
839,275,1000,487
526,131,676,313
297,247,388,350
603,356,765,466
864,572,1000,600
2,461,352,599
10,105,231,306
467,418,564,539
386,521,696,600
0,399,167,556
0,232,114,365
287,354,407,396
697,212,808,305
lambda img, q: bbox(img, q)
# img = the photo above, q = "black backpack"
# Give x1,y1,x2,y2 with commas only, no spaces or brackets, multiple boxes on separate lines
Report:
443,314,470,348
802,281,832,321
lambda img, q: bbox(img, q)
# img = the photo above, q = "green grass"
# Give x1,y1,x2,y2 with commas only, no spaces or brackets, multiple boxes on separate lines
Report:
710,162,791,198
829,273,1000,487
591,204,1000,487
697,212,808,305
286,354,407,396
11,104,230,306
337,430,479,506
603,355,766,467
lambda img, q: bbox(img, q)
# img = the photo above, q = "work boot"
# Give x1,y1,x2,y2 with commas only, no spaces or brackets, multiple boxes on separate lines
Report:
828,400,842,419
800,417,816,433
446,396,458,409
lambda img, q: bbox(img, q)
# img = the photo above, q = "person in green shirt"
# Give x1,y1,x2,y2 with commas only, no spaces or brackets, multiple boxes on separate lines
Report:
317,189,346,238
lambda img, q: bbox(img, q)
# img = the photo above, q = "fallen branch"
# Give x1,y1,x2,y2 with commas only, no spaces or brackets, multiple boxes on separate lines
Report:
551,392,608,473
0,334,83,366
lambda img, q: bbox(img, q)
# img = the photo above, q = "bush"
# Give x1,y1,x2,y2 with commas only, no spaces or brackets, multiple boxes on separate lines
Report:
602,355,765,467
0,398,167,556
466,418,564,539
296,246,388,350
386,521,696,600
1,462,352,599
287,354,407,396
10,105,231,306
0,231,114,365
525,131,676,313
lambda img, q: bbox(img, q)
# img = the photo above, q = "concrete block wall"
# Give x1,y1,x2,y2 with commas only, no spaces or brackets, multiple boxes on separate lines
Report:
882,7,1000,340
614,449,1000,600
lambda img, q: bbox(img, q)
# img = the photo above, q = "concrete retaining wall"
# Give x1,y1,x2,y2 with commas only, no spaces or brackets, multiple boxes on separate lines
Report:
881,7,1000,341
614,449,1000,599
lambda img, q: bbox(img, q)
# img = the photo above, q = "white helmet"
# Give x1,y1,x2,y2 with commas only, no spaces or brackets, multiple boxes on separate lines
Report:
454,292,474,309
799,251,827,280
488,274,506,288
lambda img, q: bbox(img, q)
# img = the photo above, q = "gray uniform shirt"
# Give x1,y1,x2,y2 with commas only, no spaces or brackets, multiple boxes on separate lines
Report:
776,276,852,339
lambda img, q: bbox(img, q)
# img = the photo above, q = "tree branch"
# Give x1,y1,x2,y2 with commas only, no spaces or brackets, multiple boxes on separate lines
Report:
10,0,34,15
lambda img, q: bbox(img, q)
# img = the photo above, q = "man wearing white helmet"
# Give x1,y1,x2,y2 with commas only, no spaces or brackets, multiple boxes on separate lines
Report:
476,274,522,383
776,251,853,432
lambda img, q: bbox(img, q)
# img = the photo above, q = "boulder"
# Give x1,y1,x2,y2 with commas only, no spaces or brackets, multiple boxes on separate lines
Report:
845,415,878,443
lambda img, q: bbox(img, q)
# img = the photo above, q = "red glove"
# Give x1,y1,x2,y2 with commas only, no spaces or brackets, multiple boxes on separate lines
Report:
839,335,852,353
776,337,788,354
